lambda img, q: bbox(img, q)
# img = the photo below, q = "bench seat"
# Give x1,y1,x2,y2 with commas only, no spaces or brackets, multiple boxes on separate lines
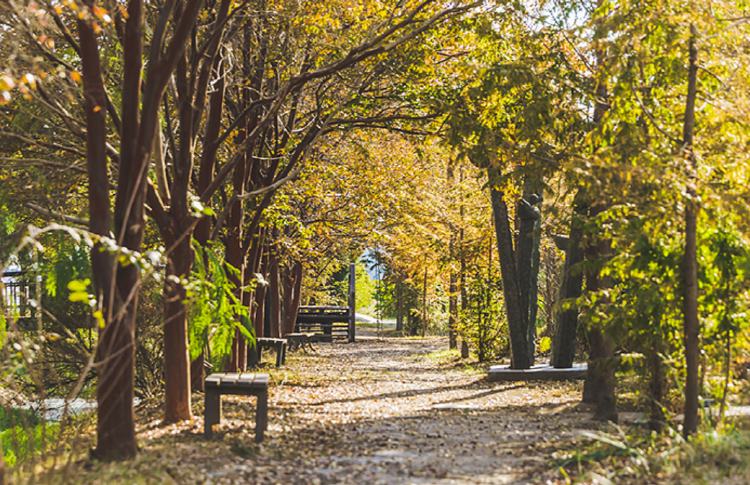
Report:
204,372,268,443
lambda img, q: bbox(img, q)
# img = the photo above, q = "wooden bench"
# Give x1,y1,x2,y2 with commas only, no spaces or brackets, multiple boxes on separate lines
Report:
204,372,268,443
283,332,316,352
250,338,287,367
294,263,356,342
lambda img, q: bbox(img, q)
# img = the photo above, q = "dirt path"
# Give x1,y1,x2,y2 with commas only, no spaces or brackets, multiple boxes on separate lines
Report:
124,335,604,485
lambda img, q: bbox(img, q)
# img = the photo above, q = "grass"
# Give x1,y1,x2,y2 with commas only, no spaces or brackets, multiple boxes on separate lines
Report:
551,419,750,484
0,406,60,468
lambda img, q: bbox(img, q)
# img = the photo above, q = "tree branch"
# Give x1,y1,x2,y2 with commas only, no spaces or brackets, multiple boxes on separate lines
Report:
25,203,89,226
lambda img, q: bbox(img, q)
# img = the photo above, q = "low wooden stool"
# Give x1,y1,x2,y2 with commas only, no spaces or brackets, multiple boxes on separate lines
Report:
204,372,269,443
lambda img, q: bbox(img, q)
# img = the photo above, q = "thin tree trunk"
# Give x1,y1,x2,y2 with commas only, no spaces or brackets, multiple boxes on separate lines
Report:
460,181,469,359
449,270,458,350
682,26,700,438
649,321,666,433
191,55,226,392
254,251,268,340
283,261,303,335
421,267,428,338
269,248,281,338
448,163,458,349
395,281,403,332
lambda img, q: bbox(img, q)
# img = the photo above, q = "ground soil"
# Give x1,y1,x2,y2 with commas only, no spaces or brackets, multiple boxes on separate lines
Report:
59,333,625,484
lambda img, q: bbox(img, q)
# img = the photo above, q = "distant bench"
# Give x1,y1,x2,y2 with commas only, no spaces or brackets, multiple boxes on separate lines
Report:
283,332,316,352
295,263,356,342
204,372,268,443
250,338,287,368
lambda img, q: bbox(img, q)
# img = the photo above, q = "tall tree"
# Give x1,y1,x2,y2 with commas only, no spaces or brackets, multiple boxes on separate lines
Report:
681,24,700,438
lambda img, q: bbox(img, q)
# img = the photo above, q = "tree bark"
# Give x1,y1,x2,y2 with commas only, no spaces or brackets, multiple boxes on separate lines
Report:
516,194,541,365
269,249,282,338
581,207,618,423
488,171,530,369
449,270,458,350
552,197,588,368
283,261,303,335
162,227,193,422
254,251,268,340
649,322,666,433
395,281,403,332
191,53,227,392
79,0,137,460
682,26,700,438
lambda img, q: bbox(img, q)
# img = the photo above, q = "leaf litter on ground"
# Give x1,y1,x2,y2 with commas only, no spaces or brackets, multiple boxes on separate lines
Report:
42,333,619,484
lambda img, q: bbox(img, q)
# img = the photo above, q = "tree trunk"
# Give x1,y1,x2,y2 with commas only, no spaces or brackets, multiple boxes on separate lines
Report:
682,26,700,438
460,196,470,359
283,261,303,335
449,270,458,350
649,323,666,433
581,209,617,423
79,0,137,459
552,197,588,368
448,163,458,350
254,251,268,340
162,228,193,422
421,267,428,338
191,53,227,392
516,194,541,365
488,171,530,369
395,282,403,332
269,249,281,338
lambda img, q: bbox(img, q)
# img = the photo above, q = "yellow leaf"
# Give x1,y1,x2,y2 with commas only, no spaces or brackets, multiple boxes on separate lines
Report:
70,71,81,83
94,311,105,328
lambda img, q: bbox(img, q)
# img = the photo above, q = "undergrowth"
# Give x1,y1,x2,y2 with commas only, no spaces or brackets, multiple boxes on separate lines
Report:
552,419,750,484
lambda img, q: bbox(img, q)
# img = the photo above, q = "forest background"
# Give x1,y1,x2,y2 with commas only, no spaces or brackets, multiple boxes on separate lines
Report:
1,0,750,481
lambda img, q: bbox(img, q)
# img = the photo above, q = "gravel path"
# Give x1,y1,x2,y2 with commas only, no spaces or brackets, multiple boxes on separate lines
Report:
85,335,600,484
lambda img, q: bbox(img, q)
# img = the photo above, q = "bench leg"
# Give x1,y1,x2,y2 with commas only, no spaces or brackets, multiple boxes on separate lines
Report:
248,343,259,367
204,390,221,439
280,342,287,365
275,343,284,367
255,389,268,443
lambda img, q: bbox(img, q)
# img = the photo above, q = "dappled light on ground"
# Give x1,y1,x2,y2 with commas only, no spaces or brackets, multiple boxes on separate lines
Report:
89,335,609,485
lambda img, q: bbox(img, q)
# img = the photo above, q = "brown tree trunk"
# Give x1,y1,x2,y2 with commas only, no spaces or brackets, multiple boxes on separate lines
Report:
395,282,403,332
191,52,227,392
79,0,136,459
421,267,428,338
460,192,470,359
449,270,458,350
254,251,268,340
269,248,281,338
283,261,303,335
581,207,618,423
581,9,617,421
682,26,700,438
649,324,666,433
552,196,588,368
162,229,194,422
488,173,530,369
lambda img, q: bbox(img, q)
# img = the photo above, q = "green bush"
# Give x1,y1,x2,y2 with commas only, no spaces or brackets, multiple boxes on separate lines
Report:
0,407,58,467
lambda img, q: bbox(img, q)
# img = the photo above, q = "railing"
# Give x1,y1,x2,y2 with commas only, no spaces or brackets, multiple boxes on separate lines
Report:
1,271,31,318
